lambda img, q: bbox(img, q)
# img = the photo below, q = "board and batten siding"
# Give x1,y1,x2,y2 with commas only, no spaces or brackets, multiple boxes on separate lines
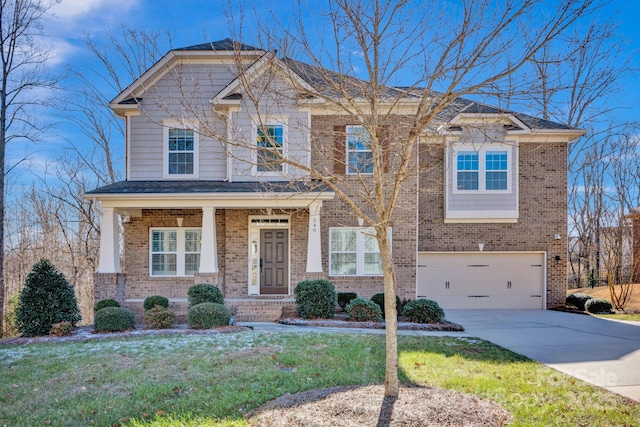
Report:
444,125,519,221
127,63,239,181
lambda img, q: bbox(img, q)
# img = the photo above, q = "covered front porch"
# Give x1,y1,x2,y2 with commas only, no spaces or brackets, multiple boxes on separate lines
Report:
86,181,334,320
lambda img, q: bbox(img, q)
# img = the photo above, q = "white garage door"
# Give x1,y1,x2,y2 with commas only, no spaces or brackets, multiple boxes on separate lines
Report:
417,252,545,309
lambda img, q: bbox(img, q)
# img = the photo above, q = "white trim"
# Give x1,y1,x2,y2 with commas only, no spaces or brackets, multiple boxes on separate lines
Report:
450,142,514,194
251,116,289,177
149,227,202,277
97,207,121,273
162,119,199,179
199,207,218,273
306,201,323,272
328,227,391,277
345,125,374,176
248,215,291,296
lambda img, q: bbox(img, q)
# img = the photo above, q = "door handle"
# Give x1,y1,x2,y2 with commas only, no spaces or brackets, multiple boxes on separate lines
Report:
259,258,263,272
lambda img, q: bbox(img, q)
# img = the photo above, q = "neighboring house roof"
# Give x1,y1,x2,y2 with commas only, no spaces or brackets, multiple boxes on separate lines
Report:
86,180,332,196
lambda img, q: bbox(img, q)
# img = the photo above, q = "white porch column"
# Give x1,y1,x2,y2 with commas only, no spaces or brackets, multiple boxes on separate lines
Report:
199,207,219,273
97,207,121,273
306,201,323,272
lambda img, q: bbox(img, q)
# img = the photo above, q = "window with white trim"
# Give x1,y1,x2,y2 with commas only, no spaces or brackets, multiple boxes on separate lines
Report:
346,125,373,174
164,124,199,177
329,227,390,276
150,228,201,276
256,124,284,172
454,145,510,192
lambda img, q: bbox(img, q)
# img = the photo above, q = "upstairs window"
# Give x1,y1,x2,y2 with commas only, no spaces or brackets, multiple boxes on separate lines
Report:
256,124,284,172
454,146,510,192
346,125,373,174
164,121,198,178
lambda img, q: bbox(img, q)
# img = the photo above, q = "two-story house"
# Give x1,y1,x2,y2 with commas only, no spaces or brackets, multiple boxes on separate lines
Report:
85,39,582,321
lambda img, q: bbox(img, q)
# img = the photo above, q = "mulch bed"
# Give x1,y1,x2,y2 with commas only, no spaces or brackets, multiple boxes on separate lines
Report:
248,384,511,426
279,315,464,331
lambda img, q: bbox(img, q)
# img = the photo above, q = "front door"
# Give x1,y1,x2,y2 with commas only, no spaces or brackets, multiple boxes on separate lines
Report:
260,229,289,294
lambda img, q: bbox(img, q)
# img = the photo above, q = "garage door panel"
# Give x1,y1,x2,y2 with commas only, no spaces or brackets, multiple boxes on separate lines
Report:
417,252,545,309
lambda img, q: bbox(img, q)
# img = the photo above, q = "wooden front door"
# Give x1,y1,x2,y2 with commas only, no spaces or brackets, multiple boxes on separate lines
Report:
260,229,289,294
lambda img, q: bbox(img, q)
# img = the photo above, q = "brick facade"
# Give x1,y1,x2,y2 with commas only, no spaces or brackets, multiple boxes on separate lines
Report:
418,141,568,307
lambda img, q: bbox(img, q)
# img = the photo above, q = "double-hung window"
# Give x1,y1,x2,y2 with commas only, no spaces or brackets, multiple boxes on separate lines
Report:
164,121,198,178
454,145,510,192
256,124,284,172
346,125,373,174
150,228,201,276
329,227,390,276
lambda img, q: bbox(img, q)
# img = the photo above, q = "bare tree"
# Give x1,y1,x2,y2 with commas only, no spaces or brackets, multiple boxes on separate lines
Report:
0,0,58,337
128,0,602,397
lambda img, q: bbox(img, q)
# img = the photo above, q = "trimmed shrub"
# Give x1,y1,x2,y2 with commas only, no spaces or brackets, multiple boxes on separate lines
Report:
585,298,613,314
370,293,403,319
143,306,175,329
94,307,135,332
16,259,82,337
337,292,358,310
294,279,337,319
49,321,73,337
345,298,383,322
94,299,121,312
143,295,169,311
188,284,224,307
566,293,593,311
188,303,231,328
403,299,445,324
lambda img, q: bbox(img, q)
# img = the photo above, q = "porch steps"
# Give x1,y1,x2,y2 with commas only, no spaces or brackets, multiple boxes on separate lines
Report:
226,298,296,322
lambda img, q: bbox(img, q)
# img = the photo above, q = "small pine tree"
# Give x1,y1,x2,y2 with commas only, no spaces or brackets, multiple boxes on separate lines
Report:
16,259,82,337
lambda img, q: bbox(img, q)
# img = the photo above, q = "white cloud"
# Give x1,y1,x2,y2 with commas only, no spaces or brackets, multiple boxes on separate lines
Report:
50,0,134,20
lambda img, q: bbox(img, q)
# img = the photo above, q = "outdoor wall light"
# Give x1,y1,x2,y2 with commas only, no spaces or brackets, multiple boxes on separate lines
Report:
554,233,561,240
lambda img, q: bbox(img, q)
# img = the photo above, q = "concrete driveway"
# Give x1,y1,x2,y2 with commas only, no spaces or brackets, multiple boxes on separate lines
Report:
445,309,640,402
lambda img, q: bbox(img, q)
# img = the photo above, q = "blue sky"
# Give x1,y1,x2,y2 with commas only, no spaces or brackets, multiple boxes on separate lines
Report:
8,0,640,186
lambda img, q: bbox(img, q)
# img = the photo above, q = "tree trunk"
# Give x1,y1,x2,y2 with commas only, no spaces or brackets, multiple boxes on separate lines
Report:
378,231,398,397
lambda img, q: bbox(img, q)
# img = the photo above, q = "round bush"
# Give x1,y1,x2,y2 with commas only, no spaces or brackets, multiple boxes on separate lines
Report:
188,303,231,328
337,292,358,310
566,293,593,311
94,307,135,332
403,299,445,324
16,258,82,337
294,279,337,319
345,298,383,322
188,284,224,307
143,295,169,311
94,299,121,312
370,293,402,319
143,306,175,329
585,298,613,314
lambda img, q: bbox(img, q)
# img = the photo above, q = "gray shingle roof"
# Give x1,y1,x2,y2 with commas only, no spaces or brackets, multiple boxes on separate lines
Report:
176,39,262,52
86,180,332,196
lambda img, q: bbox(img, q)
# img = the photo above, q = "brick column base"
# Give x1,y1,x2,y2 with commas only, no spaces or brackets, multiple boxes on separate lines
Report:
94,273,126,304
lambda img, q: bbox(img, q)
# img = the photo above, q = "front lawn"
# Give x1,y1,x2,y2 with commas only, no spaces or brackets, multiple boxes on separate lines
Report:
0,332,636,426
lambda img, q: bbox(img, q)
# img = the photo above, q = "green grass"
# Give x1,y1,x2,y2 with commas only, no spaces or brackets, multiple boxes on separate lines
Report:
597,313,640,322
0,332,637,426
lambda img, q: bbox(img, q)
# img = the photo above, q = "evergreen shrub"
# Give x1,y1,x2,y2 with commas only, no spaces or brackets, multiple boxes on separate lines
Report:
94,307,135,332
188,284,224,307
403,299,445,324
294,279,337,319
345,298,383,322
188,303,231,328
16,259,81,337
143,295,169,311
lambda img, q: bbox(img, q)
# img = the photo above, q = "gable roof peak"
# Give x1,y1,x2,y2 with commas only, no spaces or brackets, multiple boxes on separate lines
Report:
175,38,263,52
